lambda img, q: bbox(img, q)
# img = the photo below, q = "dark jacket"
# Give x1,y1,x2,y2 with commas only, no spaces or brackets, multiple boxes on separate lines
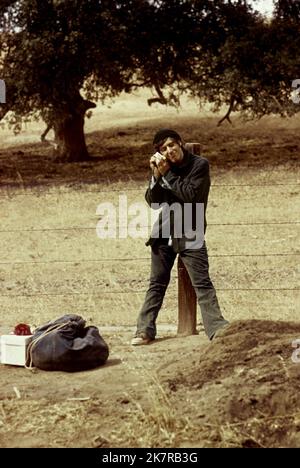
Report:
145,150,210,252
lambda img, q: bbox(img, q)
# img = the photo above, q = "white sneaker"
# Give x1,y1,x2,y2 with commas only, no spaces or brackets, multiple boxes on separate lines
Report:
131,334,153,346
212,325,228,340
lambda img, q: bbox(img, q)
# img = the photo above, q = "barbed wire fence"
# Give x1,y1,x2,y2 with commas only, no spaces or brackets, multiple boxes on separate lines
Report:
0,181,299,198
0,183,299,322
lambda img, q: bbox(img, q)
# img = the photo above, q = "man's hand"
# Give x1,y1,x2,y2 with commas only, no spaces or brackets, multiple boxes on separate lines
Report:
150,156,161,180
156,158,170,176
150,154,170,179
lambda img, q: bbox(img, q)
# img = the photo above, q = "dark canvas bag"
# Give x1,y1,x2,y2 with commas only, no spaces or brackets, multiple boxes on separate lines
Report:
26,314,109,371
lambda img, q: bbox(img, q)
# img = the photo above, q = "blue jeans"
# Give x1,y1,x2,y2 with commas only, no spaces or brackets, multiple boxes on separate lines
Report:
136,242,229,340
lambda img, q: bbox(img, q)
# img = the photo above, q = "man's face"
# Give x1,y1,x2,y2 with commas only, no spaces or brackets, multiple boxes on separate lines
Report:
158,137,184,165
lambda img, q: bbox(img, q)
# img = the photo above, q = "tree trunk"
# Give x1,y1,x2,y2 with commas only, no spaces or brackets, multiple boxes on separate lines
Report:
54,112,90,162
0,104,9,122
53,97,96,163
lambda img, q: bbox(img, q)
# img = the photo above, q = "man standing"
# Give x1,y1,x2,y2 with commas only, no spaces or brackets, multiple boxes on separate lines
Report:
131,129,229,345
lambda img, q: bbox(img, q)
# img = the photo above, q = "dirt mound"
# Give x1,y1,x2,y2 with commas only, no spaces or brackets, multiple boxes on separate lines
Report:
162,320,300,448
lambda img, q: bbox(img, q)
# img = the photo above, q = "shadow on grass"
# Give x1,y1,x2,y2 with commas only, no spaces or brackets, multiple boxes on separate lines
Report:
0,116,299,191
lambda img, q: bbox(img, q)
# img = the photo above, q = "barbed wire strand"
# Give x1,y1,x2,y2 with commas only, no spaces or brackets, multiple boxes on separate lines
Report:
0,252,299,267
0,288,299,298
0,220,299,234
0,182,299,198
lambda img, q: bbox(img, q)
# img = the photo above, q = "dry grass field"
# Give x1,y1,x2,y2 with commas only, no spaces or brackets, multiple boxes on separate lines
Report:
0,91,299,447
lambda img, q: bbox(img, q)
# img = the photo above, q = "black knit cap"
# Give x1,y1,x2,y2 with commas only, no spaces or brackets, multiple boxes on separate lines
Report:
153,129,182,148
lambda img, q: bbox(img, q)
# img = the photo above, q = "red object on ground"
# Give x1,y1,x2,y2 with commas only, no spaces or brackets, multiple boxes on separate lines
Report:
14,323,31,336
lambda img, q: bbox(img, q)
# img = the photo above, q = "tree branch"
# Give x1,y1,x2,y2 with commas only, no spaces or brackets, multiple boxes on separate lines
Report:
217,94,236,127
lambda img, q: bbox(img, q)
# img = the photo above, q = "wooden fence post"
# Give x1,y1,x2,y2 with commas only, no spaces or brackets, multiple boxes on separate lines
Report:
176,142,201,336
184,142,202,156
177,256,197,335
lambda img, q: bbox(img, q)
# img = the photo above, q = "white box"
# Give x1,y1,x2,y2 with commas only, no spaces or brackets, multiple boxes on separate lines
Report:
0,335,33,366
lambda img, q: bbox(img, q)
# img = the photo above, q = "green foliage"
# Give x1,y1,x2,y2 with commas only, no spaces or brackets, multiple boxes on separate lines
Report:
0,0,148,127
176,0,300,120
1,0,300,136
